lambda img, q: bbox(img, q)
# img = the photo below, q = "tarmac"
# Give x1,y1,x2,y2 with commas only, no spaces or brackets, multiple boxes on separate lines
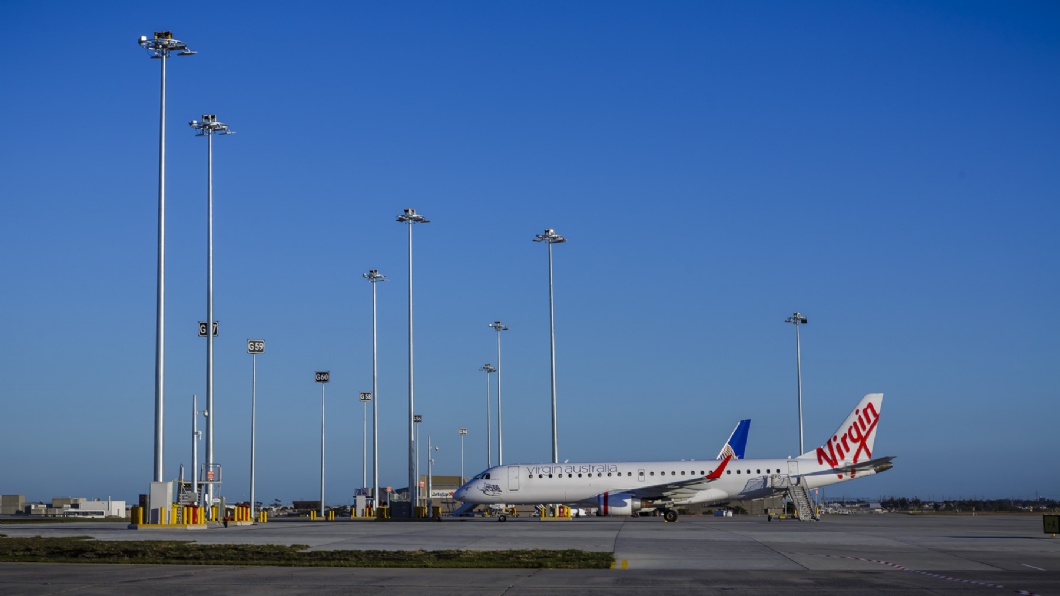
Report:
2,513,1059,595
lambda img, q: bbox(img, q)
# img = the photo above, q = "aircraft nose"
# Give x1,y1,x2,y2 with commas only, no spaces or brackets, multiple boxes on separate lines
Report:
453,486,467,501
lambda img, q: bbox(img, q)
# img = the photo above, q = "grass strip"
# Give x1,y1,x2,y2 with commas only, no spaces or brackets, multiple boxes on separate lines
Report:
0,537,612,568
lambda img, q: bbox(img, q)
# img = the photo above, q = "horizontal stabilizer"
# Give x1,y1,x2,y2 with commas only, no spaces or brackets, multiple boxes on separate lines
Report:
832,455,896,474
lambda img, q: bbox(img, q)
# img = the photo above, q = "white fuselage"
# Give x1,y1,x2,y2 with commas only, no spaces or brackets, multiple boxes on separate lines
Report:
454,455,878,508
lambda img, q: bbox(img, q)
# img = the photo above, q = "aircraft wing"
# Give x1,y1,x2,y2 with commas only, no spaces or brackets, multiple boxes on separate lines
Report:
624,455,733,502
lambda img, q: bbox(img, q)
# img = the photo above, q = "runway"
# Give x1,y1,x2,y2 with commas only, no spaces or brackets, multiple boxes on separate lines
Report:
2,514,1058,594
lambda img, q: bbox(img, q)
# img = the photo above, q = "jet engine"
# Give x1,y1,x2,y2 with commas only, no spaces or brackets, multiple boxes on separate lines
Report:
596,492,646,516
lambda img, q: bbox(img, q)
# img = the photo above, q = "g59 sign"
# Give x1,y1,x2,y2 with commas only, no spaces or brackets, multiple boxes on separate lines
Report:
247,339,265,354
315,371,330,383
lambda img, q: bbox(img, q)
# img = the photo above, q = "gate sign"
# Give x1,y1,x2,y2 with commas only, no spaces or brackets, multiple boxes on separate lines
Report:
198,321,219,337
315,371,330,383
247,339,265,354
359,392,372,402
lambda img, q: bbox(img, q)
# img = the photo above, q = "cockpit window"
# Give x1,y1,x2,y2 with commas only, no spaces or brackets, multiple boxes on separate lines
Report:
471,471,491,480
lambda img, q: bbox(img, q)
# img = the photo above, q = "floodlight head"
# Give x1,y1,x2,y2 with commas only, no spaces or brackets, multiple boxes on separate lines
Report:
396,208,429,224
534,228,566,244
178,50,197,56
189,120,198,127
139,35,148,45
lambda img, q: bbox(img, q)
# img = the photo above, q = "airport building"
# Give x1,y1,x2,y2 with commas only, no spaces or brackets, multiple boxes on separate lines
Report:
1,495,126,518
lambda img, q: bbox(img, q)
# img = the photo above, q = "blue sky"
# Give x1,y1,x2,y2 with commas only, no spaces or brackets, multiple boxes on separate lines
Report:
1,1,1058,505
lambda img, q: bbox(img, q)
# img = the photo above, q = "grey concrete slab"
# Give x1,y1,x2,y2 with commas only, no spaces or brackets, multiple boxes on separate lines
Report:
2,514,1059,595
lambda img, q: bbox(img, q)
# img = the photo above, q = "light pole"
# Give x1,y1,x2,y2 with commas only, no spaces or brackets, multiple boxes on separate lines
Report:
359,392,372,492
191,394,202,504
488,321,509,465
458,427,468,483
427,436,439,512
315,371,330,517
479,363,496,468
533,228,566,463
785,312,808,454
396,208,429,516
138,31,195,484
247,340,265,521
413,414,422,512
190,114,234,510
362,269,385,507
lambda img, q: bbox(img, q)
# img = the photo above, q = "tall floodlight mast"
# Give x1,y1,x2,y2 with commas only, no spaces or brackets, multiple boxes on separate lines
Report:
479,363,496,467
189,114,233,510
488,321,509,464
137,31,195,483
533,228,566,463
395,209,428,516
785,312,808,454
458,427,468,483
362,269,386,509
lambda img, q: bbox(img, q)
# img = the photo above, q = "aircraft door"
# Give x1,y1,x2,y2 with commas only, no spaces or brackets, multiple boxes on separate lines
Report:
787,460,799,478
638,469,645,482
508,466,520,491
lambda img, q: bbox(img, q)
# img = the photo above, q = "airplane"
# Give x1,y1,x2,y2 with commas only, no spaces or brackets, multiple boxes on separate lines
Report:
448,418,750,518
454,393,893,522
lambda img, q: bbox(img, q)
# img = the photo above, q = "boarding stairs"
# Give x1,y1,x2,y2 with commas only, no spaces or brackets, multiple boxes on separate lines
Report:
769,474,816,521
175,482,199,524
786,482,816,521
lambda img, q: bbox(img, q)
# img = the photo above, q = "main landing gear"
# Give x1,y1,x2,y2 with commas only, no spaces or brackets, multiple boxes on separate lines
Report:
663,509,678,523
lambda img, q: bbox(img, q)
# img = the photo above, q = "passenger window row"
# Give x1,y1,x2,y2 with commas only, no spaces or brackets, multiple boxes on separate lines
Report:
522,467,781,479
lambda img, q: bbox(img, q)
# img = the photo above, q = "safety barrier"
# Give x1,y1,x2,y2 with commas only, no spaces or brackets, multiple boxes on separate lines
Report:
351,504,375,518
130,505,208,526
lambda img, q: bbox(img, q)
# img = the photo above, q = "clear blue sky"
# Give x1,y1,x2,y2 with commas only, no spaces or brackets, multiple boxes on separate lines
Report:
1,1,1057,505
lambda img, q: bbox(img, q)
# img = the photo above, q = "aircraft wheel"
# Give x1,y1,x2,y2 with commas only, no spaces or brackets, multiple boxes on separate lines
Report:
663,509,678,523
498,515,507,522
